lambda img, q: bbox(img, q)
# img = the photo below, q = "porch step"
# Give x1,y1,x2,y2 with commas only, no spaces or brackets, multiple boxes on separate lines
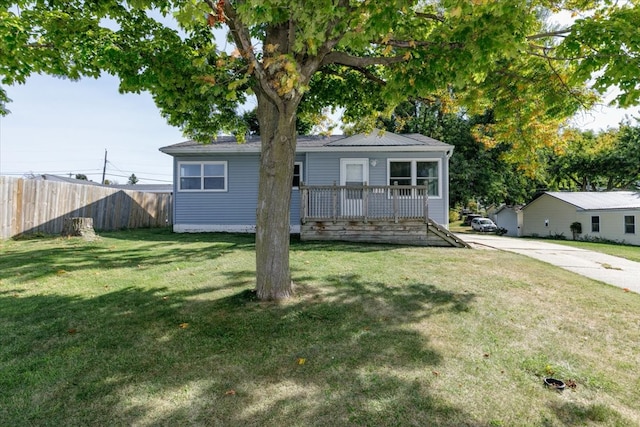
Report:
301,218,471,248
427,219,472,248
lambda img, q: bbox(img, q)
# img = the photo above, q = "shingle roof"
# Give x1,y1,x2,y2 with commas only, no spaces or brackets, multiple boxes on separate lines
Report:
159,130,453,155
110,184,173,193
544,191,640,210
36,175,172,193
36,174,105,186
324,131,445,147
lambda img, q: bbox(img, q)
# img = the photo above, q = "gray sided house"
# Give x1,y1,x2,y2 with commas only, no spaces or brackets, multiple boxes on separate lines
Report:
521,191,640,245
160,131,463,246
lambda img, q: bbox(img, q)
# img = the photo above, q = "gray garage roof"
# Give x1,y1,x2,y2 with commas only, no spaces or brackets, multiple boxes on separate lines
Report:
544,191,640,210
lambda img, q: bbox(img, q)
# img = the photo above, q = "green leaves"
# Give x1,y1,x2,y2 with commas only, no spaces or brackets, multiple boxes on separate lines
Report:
546,123,640,192
557,3,640,107
1,0,639,141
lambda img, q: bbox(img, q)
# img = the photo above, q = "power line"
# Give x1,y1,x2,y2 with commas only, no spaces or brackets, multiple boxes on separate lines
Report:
2,170,172,183
103,172,172,183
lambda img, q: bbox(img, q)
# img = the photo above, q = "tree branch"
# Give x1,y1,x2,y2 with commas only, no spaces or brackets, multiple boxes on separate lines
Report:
321,67,386,86
527,49,591,61
526,28,572,40
415,12,445,23
541,51,592,109
299,0,352,79
321,51,405,68
378,39,463,49
216,0,285,111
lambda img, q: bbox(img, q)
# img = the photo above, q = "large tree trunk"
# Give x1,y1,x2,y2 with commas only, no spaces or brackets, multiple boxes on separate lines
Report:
254,90,298,300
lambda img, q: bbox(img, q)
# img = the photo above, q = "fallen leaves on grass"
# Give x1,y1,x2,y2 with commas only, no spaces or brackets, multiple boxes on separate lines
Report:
566,379,577,389
68,328,78,334
623,288,630,292
297,358,306,365
179,323,189,329
225,390,236,396
56,269,67,275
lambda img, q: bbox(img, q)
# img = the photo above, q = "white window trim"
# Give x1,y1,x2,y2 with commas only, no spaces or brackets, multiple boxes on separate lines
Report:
340,158,370,186
386,158,442,199
624,215,636,234
293,161,303,190
178,161,228,192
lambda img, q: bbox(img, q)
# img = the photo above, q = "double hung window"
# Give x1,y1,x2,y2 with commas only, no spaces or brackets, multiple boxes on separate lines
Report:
624,215,635,234
388,160,440,197
179,162,227,191
591,216,600,233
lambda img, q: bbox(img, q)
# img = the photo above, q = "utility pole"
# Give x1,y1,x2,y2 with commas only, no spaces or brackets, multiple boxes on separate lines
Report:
101,149,107,184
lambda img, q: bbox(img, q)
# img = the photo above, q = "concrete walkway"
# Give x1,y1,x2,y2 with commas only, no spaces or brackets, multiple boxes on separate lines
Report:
463,233,640,294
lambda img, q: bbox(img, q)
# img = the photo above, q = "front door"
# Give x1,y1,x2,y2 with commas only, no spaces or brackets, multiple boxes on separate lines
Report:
340,159,369,216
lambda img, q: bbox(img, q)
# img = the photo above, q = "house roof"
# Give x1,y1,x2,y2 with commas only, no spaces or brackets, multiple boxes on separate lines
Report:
532,191,640,210
36,174,105,186
35,175,171,193
110,184,173,193
159,130,454,155
494,204,522,215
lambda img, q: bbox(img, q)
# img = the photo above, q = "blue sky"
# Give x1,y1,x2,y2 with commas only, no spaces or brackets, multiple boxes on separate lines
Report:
1,74,638,185
0,74,184,185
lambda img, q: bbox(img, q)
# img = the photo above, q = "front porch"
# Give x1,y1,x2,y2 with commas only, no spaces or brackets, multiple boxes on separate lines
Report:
299,183,470,248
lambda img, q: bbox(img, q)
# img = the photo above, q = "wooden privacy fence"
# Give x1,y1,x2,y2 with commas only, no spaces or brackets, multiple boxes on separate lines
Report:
0,176,172,239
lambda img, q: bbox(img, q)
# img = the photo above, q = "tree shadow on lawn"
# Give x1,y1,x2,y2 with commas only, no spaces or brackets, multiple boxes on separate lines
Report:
549,401,632,426
1,230,429,285
0,232,256,283
2,273,484,426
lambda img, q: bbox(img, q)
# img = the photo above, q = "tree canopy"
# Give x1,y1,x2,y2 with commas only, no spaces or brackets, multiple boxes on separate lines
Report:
378,101,546,207
548,123,640,191
2,0,640,299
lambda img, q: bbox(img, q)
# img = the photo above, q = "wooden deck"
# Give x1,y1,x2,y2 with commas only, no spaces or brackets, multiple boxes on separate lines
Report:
299,183,470,248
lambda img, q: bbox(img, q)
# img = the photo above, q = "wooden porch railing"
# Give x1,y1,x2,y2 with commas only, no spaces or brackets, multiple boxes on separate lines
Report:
300,182,429,224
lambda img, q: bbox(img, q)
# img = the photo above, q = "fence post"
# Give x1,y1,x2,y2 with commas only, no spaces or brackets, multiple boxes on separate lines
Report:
332,181,338,223
393,181,399,224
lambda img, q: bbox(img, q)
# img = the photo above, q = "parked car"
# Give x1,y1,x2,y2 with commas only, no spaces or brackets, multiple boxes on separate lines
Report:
463,213,482,226
471,217,498,232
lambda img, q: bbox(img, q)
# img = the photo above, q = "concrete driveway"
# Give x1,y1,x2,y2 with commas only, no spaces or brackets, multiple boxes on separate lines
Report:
463,233,640,294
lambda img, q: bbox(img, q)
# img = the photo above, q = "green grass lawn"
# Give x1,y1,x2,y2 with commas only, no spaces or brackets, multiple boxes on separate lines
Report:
2,228,639,426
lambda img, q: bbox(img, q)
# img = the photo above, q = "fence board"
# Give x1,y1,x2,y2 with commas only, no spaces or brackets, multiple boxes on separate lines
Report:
0,177,172,239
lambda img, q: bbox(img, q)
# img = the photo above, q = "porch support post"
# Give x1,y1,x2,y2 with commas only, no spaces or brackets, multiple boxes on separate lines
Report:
332,181,337,223
301,183,308,224
393,181,399,224
423,184,429,224
363,182,368,223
